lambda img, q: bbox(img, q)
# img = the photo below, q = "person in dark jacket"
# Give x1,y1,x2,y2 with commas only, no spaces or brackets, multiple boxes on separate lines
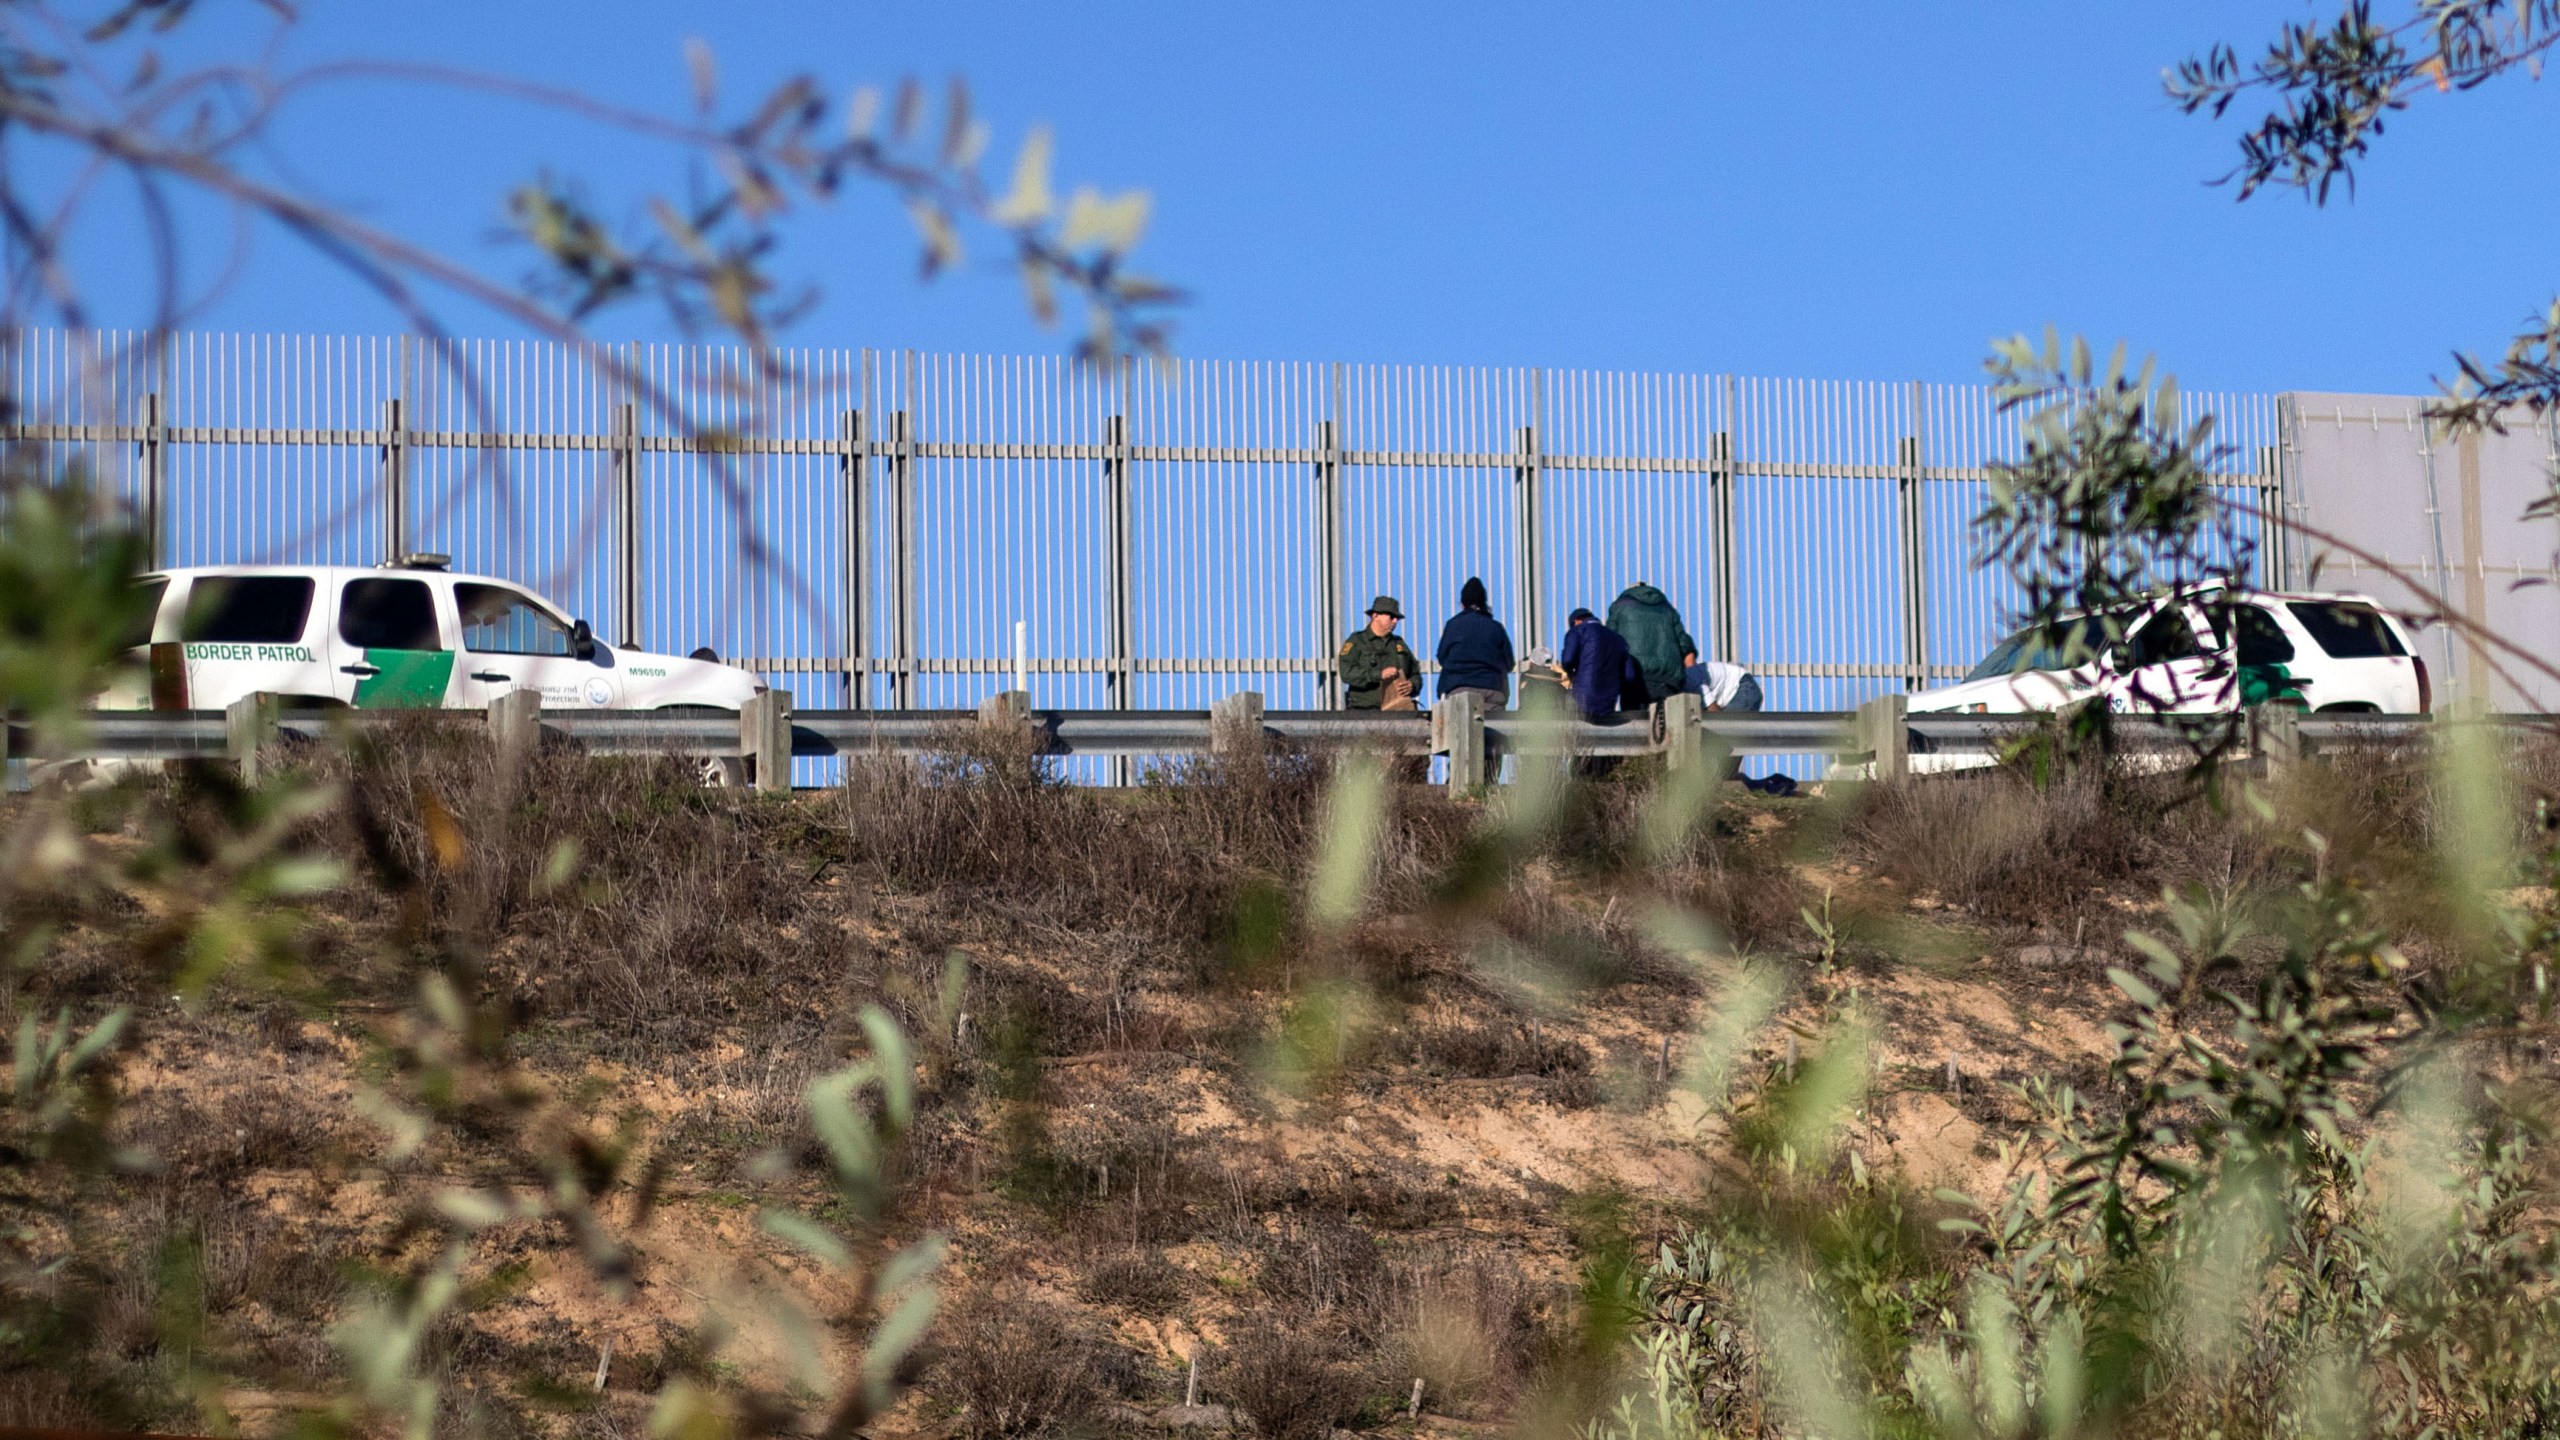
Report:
1555,607,1632,721
1434,576,1515,710
1337,595,1422,710
1606,582,1697,707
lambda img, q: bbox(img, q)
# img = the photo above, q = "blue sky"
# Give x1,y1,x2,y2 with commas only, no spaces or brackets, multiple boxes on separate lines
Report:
70,2,2560,395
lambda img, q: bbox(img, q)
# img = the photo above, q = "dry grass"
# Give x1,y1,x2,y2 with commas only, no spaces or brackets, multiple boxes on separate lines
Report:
1218,1317,1372,1440
1842,763,2251,928
927,1299,1109,1440
1384,1256,1544,1418
1078,1248,1187,1315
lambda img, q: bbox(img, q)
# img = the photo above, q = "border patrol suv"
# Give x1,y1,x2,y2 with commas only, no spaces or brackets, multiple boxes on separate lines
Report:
1865,585,2429,777
100,556,761,721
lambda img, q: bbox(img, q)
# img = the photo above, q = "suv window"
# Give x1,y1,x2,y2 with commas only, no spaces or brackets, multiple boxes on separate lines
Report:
1964,613,2127,681
339,578,444,651
182,575,313,644
123,576,170,650
2229,604,2296,666
456,583,572,656
2128,608,2201,667
2288,601,2407,659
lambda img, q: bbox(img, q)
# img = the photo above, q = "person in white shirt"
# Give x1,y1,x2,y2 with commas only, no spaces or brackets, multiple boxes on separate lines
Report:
1681,659,1795,795
1683,660,1758,713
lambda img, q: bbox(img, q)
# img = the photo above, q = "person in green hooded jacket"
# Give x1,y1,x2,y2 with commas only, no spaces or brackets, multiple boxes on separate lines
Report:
1606,582,1698,707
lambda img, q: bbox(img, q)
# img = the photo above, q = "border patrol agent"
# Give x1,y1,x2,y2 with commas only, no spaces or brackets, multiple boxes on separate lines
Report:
1339,595,1422,710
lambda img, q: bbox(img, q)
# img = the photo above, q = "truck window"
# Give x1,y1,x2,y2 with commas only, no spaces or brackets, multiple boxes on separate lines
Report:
456,583,573,656
181,575,313,644
339,578,444,651
2287,601,2408,659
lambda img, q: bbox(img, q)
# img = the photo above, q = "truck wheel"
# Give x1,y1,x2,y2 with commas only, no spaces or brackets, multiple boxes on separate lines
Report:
655,706,750,788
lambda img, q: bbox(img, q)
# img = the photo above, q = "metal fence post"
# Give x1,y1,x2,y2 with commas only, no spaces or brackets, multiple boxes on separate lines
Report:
1513,423,1543,653
226,692,279,786
1105,408,1135,710
2415,401,2460,687
141,391,165,570
379,396,407,564
892,405,917,710
2275,393,2304,589
840,407,867,708
741,689,793,794
1316,411,1345,709
1440,689,1486,793
1711,375,1741,666
612,399,640,647
1897,420,1929,693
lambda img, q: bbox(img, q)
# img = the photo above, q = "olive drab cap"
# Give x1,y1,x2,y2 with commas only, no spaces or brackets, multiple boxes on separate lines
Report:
1366,595,1403,618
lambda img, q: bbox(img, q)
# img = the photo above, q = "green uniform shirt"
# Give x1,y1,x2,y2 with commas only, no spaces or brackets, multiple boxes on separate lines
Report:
1338,627,1422,709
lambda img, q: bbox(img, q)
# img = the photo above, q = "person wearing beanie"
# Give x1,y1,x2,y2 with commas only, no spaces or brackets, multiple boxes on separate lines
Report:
1434,575,1515,710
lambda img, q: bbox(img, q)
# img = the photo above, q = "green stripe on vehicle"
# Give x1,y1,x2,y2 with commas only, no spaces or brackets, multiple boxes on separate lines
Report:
353,649,455,708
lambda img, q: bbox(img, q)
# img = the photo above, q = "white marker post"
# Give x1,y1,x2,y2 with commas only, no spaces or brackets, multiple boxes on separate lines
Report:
1014,619,1028,699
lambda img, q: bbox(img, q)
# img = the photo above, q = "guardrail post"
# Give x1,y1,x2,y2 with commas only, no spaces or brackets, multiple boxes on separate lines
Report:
978,689,1030,725
1439,690,1486,793
488,688,542,768
1656,692,1705,771
226,692,280,786
741,690,793,795
2248,703,2302,782
1854,692,1907,782
1211,690,1265,757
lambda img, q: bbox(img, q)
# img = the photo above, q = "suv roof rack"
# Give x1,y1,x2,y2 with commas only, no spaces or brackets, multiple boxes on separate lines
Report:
383,552,451,571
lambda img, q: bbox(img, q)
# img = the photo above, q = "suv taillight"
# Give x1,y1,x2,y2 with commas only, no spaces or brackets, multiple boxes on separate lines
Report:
2414,655,2432,714
148,641,189,711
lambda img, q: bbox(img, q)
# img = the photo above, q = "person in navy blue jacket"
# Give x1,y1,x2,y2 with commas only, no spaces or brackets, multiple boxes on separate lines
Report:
1434,576,1515,710
1555,607,1632,720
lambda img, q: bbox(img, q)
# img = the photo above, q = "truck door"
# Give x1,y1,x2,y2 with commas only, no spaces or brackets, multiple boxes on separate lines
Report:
452,581,613,710
333,575,456,708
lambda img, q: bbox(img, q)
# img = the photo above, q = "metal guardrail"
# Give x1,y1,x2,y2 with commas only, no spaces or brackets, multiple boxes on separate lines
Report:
7,694,2545,795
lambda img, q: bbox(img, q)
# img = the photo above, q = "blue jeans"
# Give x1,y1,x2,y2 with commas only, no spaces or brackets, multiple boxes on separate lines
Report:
1716,672,1762,779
